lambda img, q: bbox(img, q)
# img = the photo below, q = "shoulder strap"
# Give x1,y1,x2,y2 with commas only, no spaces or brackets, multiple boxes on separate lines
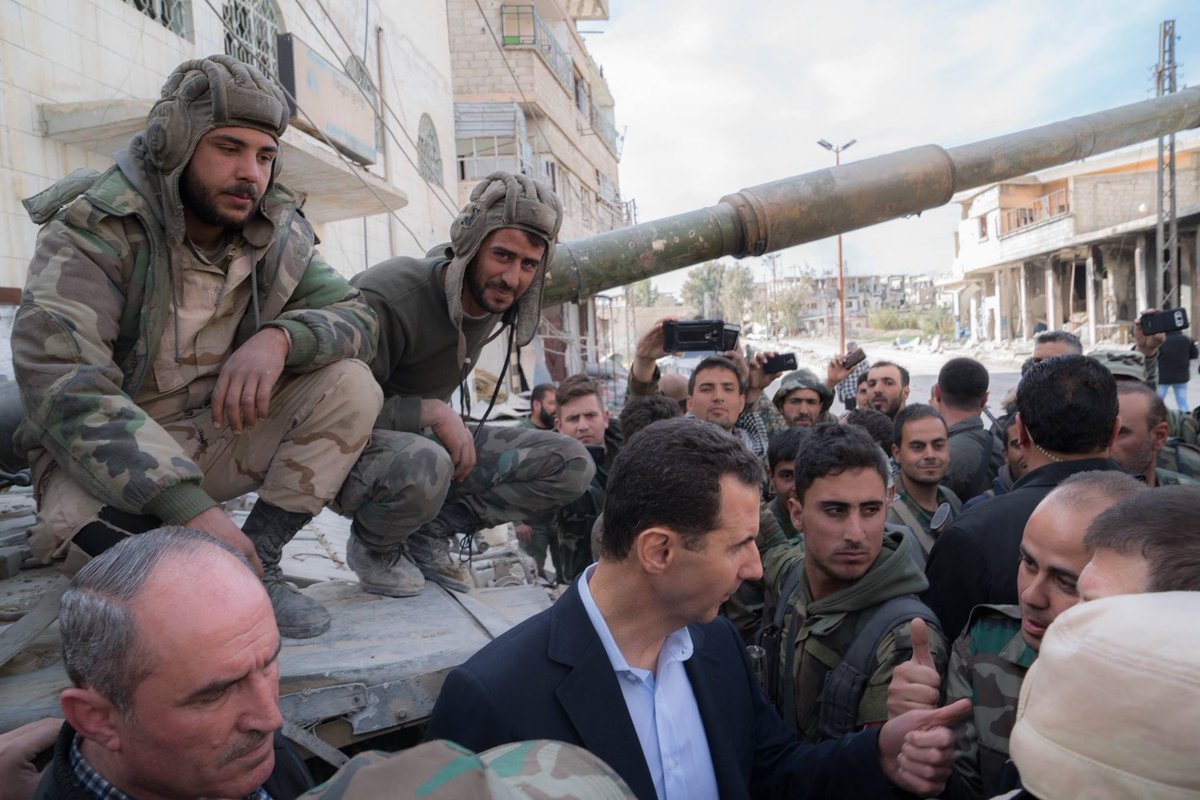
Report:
758,560,806,729
816,595,941,740
890,498,935,556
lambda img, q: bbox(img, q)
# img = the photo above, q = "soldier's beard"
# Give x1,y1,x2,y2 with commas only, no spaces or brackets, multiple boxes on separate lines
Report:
180,167,259,230
537,407,555,428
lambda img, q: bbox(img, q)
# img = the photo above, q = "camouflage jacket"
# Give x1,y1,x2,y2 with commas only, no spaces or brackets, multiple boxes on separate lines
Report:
886,483,961,554
13,165,377,524
942,604,1035,800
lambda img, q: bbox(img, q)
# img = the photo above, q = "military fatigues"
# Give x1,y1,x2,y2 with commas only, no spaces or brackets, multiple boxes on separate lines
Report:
722,503,789,643
14,163,379,568
336,254,593,553
1157,438,1200,478
942,604,1035,800
515,418,562,577
553,427,619,583
770,531,950,742
887,483,961,554
765,495,798,542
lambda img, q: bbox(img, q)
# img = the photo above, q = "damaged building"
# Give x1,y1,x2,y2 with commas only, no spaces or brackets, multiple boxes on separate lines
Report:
944,129,1200,346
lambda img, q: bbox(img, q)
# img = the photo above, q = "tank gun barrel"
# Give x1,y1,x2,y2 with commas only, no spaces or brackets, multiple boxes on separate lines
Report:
544,86,1200,306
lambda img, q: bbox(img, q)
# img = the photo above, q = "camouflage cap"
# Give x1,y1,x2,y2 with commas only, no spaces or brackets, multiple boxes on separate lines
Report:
1010,592,1200,799
298,740,636,800
772,368,833,413
1087,348,1146,382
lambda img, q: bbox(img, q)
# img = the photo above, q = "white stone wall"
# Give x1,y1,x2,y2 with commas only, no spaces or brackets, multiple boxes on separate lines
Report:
1073,164,1200,234
0,0,456,290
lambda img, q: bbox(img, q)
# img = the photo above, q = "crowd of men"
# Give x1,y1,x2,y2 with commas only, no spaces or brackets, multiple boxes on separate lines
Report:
3,55,1200,800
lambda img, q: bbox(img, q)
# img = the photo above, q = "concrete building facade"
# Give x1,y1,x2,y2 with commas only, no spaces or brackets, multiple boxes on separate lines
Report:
447,0,630,381
946,130,1200,346
0,0,462,306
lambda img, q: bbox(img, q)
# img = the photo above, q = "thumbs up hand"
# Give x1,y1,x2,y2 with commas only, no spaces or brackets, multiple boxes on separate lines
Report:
886,618,942,719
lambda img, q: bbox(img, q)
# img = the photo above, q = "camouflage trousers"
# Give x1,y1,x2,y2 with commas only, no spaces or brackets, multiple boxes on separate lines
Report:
333,423,594,552
28,360,381,570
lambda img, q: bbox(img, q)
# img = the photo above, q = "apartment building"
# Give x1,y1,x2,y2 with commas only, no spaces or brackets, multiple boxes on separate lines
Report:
945,129,1200,345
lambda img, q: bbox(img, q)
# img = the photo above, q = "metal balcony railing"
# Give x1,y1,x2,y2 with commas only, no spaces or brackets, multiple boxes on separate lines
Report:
501,5,574,91
590,106,623,156
999,188,1069,236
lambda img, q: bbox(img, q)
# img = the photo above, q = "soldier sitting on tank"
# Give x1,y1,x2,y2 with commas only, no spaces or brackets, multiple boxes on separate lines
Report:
886,404,961,554
339,173,593,597
885,471,1144,800
535,375,622,585
763,423,950,743
11,55,381,640
33,527,315,800
626,318,782,460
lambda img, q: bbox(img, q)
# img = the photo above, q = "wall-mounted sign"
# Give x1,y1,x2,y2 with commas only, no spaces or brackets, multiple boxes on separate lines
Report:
277,33,378,165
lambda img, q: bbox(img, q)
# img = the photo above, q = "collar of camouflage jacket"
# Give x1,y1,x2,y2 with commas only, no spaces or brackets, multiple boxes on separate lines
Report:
802,529,929,626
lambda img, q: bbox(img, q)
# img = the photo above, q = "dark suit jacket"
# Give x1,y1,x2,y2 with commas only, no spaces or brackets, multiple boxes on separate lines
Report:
923,457,1121,639
426,581,892,800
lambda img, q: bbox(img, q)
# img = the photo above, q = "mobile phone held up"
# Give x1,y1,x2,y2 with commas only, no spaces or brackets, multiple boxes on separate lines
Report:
841,347,866,369
1139,308,1189,335
662,320,740,353
761,353,798,374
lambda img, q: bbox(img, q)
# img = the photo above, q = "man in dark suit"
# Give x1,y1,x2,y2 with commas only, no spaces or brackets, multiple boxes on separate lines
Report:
427,417,967,800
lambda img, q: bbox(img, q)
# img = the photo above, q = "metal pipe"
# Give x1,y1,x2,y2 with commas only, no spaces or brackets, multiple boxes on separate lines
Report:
543,86,1200,307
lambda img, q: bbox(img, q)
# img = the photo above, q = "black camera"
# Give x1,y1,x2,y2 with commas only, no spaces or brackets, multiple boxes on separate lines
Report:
662,320,740,353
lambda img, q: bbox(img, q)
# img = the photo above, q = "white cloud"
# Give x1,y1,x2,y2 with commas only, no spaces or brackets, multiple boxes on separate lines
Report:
585,0,1200,294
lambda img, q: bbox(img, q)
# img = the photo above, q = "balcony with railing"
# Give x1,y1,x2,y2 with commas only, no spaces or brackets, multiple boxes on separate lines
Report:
999,188,1069,237
501,5,574,91
590,105,622,156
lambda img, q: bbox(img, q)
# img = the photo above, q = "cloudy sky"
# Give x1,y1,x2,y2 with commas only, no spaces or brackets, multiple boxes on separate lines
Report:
584,1,1200,294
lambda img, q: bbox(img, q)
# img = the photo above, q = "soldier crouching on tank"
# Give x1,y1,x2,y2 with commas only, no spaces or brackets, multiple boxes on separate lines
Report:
333,172,594,597
12,55,381,640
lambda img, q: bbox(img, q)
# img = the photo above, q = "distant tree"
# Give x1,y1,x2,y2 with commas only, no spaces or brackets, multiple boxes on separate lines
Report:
720,265,755,325
629,279,658,307
776,271,817,335
681,261,727,319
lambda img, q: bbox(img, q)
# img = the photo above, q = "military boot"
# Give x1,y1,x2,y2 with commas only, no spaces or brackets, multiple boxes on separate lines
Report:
346,533,425,597
242,500,331,639
406,501,481,593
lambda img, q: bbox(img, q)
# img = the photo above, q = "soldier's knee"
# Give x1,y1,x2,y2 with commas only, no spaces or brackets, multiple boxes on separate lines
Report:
312,360,383,432
554,436,596,498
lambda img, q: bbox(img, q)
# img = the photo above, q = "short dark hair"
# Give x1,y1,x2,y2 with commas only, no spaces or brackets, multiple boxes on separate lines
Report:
555,374,603,411
688,355,747,396
1084,485,1200,592
937,357,989,411
844,407,895,453
602,418,761,559
1017,355,1117,455
892,403,947,449
1034,329,1083,354
869,360,910,387
856,372,870,388
531,382,556,405
768,426,811,471
619,395,682,443
1117,381,1167,430
792,423,890,503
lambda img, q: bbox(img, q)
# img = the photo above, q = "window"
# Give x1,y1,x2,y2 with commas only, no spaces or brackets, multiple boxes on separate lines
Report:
417,114,444,187
573,68,590,117
978,214,988,241
123,0,189,37
223,0,280,78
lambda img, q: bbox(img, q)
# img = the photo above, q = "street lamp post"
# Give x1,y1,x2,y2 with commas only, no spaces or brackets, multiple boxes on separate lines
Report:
817,138,856,355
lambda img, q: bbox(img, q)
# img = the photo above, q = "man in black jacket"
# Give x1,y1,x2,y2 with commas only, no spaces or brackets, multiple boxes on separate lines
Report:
33,528,312,800
923,355,1122,640
1155,329,1197,411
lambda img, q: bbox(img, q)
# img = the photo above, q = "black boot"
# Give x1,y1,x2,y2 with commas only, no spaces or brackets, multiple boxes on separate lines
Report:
242,500,331,638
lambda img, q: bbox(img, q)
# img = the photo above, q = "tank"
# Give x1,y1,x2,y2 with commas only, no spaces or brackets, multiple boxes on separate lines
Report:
3,87,1200,766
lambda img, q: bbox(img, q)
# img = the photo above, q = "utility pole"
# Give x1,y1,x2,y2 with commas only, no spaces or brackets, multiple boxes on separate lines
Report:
818,138,857,354
1156,19,1180,308
767,253,780,336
